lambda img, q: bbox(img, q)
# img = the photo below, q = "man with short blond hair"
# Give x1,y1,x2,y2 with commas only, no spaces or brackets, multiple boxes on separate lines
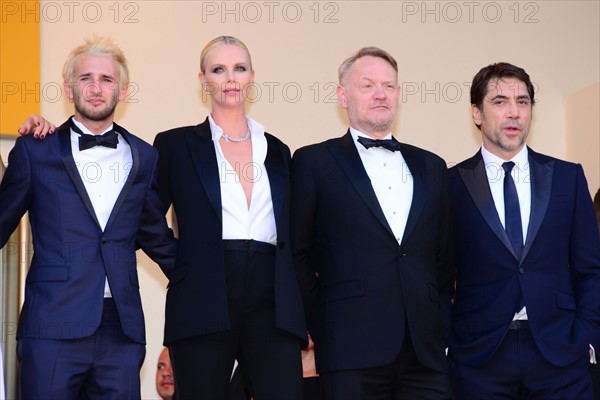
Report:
0,36,176,398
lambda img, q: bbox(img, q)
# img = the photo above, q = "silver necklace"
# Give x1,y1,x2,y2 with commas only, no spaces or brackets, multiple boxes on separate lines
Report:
221,130,251,143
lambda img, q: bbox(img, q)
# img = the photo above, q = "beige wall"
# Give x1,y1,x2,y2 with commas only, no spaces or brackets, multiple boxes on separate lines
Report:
566,83,600,195
1,0,594,397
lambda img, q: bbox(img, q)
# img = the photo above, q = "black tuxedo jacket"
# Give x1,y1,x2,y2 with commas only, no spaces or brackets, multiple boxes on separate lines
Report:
154,118,306,345
291,131,453,373
449,148,600,367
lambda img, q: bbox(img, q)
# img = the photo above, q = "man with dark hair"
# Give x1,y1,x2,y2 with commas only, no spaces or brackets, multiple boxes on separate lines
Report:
291,47,453,399
448,62,600,399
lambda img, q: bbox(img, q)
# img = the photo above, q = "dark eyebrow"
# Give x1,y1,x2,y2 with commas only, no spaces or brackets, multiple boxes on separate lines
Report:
489,94,530,101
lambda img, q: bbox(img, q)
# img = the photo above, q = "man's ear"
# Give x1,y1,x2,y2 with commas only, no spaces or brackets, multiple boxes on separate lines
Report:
472,104,482,126
64,80,74,101
118,83,128,102
337,85,348,109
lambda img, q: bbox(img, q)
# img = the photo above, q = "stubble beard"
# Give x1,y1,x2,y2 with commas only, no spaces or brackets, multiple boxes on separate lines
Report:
73,91,119,122
349,106,395,136
494,129,529,155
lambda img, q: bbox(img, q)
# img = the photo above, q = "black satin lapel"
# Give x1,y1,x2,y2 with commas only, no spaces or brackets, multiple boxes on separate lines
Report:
187,124,222,222
264,136,285,228
522,152,553,260
327,133,395,238
400,144,425,246
104,126,139,232
58,125,102,230
458,153,517,258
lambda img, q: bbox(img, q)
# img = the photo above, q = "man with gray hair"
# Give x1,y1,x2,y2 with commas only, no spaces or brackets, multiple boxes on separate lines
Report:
291,47,453,399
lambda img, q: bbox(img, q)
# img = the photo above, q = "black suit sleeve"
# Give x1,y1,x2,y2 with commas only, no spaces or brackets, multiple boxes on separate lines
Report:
153,132,174,213
135,149,177,278
437,162,455,341
290,147,320,339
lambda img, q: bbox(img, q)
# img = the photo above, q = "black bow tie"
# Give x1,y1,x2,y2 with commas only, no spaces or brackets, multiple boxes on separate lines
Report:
357,136,401,152
70,119,119,151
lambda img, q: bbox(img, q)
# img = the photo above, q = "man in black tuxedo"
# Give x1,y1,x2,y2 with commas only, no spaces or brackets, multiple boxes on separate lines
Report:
291,47,453,400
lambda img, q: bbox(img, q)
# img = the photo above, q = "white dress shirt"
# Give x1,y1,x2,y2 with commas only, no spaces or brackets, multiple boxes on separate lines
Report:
350,128,413,245
481,145,530,320
71,119,132,297
209,115,277,245
481,145,531,243
481,145,596,362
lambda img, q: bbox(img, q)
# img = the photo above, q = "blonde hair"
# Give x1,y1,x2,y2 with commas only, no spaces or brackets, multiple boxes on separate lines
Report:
199,36,252,74
62,35,129,86
338,47,398,86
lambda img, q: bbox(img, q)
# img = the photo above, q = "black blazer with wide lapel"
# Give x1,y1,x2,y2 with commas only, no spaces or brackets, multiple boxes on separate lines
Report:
291,131,452,373
154,118,306,345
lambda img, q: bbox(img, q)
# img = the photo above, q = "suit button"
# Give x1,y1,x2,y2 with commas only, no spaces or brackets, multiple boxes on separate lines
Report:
518,267,524,274
101,237,107,244
278,241,285,249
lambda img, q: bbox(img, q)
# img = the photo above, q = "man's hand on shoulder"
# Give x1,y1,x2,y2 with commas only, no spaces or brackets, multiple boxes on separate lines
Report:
18,114,55,139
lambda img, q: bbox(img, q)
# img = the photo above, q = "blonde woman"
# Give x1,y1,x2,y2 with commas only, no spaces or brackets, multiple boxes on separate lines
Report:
153,36,305,399
18,35,306,400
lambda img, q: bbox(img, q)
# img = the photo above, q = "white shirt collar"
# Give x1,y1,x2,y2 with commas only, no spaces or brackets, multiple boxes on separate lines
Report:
481,144,529,171
208,114,265,142
349,127,393,142
349,128,395,154
71,118,114,136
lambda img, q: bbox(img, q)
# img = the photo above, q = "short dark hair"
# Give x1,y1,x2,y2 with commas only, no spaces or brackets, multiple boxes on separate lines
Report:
470,62,535,111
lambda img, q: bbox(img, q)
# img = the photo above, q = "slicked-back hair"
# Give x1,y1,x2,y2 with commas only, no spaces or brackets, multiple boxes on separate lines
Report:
199,35,253,75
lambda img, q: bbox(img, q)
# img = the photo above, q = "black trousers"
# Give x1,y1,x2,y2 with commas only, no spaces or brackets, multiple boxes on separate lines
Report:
170,240,303,400
320,327,452,400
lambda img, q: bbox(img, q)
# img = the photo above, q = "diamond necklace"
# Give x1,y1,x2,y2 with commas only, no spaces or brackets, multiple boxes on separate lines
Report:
221,130,251,142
